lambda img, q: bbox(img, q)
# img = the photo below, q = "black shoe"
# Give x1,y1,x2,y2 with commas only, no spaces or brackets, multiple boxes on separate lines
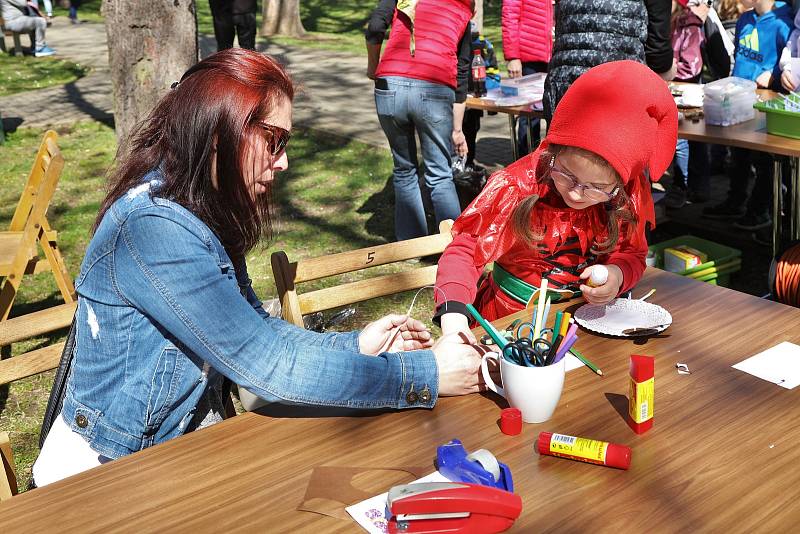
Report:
753,227,772,247
664,186,687,209
702,199,746,219
733,212,771,231
687,189,710,203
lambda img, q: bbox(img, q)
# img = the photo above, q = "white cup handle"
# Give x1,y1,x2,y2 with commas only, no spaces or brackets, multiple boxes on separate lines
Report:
481,352,505,398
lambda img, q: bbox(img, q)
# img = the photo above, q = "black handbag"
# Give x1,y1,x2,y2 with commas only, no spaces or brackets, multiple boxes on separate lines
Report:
38,314,77,449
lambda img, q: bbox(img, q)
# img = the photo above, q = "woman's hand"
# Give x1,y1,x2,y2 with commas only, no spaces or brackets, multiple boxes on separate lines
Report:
431,331,483,396
579,264,623,305
359,314,434,355
782,70,796,92
507,59,522,79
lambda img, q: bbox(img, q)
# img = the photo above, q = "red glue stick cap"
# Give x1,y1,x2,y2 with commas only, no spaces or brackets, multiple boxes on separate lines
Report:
605,442,632,470
500,408,523,435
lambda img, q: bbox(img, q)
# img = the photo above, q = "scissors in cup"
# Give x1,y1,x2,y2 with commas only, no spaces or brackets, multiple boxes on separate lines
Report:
503,336,552,367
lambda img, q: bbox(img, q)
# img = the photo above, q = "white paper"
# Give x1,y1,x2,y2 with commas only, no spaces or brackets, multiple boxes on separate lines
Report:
732,342,800,389
346,471,449,534
564,352,583,372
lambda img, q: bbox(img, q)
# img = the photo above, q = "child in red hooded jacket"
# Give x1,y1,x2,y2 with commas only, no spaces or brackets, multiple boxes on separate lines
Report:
434,61,678,332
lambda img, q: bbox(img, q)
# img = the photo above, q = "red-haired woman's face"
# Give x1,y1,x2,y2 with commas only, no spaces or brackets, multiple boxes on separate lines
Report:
244,95,292,198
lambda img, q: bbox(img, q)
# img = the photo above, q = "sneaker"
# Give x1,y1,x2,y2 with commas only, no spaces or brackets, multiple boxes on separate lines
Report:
701,198,746,219
733,212,772,231
753,226,772,247
34,45,56,57
664,186,688,209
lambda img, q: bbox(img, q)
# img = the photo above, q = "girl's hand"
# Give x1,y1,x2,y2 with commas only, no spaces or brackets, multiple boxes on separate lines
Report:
440,312,470,337
756,71,773,89
782,70,796,92
579,264,623,305
359,315,434,355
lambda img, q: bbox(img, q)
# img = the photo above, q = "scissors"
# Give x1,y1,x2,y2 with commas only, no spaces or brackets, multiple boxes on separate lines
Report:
502,336,552,367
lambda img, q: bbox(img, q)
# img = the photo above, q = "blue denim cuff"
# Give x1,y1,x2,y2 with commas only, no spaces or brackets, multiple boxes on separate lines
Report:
395,349,438,409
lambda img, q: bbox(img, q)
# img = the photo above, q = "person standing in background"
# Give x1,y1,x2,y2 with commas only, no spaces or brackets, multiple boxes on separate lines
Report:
69,0,81,24
209,0,258,51
365,0,473,241
502,0,553,156
544,0,676,123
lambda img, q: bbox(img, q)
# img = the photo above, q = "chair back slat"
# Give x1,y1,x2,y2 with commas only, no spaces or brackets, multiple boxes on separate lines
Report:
298,265,439,315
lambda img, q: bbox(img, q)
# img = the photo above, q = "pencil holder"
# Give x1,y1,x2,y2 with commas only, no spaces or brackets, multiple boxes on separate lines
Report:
481,353,565,423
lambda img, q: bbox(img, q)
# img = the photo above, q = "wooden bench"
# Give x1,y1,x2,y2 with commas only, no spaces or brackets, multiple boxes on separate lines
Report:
0,301,76,500
0,17,24,57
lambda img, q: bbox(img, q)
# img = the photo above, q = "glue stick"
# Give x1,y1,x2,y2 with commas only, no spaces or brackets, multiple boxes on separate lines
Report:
628,354,654,434
536,432,631,470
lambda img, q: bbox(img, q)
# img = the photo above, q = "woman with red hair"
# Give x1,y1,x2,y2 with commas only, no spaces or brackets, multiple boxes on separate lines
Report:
32,49,482,487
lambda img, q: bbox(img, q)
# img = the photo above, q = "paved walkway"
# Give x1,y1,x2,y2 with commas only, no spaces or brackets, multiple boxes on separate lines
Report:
1,18,515,168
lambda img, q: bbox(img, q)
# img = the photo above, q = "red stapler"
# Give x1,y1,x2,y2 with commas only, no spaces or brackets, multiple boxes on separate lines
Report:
386,481,522,533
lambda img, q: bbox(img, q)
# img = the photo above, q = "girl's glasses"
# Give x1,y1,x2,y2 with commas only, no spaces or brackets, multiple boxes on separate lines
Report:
549,163,619,202
258,123,291,156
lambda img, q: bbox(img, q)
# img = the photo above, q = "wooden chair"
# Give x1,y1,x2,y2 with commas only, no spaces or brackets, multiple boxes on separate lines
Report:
272,220,454,328
0,431,17,501
0,130,76,321
0,17,24,57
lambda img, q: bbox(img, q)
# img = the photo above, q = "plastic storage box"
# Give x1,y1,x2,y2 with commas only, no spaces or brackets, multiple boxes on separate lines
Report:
754,99,800,139
648,235,741,287
500,72,545,96
703,77,757,126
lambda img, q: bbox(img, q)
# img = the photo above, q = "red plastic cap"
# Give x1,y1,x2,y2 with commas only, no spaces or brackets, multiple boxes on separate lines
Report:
629,354,654,382
605,442,633,470
535,432,552,454
501,408,523,435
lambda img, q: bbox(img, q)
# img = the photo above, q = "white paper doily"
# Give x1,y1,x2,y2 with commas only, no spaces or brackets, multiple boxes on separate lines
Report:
574,298,672,337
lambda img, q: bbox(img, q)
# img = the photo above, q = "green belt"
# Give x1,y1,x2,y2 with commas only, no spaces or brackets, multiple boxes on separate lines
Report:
492,263,580,304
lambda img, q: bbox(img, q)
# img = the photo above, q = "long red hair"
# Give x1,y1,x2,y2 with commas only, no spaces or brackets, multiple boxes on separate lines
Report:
96,48,295,258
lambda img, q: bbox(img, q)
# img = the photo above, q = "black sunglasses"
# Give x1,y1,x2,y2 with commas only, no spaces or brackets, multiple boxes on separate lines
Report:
258,123,291,156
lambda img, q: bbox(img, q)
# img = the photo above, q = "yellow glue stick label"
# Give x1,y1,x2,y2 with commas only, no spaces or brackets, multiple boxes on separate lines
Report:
629,377,654,424
549,434,608,464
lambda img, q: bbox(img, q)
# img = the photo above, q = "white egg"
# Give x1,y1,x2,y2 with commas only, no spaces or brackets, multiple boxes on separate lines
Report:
589,265,608,287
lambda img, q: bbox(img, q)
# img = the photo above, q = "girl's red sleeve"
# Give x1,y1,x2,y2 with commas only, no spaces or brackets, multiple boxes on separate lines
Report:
604,221,648,294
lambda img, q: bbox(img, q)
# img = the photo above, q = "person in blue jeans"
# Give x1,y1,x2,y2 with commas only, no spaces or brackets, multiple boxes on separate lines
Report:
365,0,473,241
32,49,482,487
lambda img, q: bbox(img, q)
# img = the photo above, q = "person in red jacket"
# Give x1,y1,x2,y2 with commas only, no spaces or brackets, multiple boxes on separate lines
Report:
502,0,553,155
433,61,677,332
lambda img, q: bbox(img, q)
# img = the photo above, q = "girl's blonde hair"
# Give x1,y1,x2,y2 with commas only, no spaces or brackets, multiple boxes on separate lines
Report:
509,145,636,255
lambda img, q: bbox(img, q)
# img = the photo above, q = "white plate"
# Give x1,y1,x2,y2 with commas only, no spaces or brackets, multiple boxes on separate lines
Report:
574,298,672,337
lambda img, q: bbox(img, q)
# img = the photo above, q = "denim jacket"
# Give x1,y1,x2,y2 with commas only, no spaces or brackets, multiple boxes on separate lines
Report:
61,170,439,459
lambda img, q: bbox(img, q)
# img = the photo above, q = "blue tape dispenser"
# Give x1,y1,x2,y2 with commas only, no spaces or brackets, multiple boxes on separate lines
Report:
436,439,514,493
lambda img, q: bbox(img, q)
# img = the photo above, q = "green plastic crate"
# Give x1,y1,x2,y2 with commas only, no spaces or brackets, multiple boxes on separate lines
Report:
649,235,741,287
754,100,800,140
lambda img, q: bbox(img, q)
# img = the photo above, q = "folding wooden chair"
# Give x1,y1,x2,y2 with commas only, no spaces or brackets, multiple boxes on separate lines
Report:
0,431,17,501
272,220,455,328
0,130,76,321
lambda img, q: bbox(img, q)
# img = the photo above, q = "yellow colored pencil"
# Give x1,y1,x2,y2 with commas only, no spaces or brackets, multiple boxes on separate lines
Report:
533,278,549,338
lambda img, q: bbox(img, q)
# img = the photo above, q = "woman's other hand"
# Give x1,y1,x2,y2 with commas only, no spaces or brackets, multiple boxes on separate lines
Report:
432,331,483,396
452,129,467,157
359,314,434,355
579,264,623,305
507,59,522,79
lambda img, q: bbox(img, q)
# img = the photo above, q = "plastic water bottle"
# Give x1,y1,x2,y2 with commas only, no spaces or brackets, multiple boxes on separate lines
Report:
471,49,487,97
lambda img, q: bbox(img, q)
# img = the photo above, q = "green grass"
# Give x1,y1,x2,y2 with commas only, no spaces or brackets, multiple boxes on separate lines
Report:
0,119,441,491
0,54,88,97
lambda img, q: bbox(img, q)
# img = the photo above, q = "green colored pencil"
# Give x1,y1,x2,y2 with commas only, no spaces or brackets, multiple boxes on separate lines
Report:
569,347,603,376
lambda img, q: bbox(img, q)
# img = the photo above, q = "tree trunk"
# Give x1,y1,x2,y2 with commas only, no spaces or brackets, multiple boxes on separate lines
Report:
102,0,198,141
261,0,306,38
472,0,484,33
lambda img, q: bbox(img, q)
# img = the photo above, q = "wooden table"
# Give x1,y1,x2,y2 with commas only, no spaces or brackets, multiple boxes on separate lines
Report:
2,269,800,531
465,95,542,161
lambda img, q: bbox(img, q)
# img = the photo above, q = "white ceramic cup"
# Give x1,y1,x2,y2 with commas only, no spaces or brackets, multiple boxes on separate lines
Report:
481,352,566,423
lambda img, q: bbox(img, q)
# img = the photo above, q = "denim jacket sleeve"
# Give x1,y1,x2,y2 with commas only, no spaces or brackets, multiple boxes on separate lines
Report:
114,207,438,409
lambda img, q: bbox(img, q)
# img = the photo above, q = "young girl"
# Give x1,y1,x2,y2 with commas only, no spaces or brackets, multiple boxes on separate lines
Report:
434,60,678,330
